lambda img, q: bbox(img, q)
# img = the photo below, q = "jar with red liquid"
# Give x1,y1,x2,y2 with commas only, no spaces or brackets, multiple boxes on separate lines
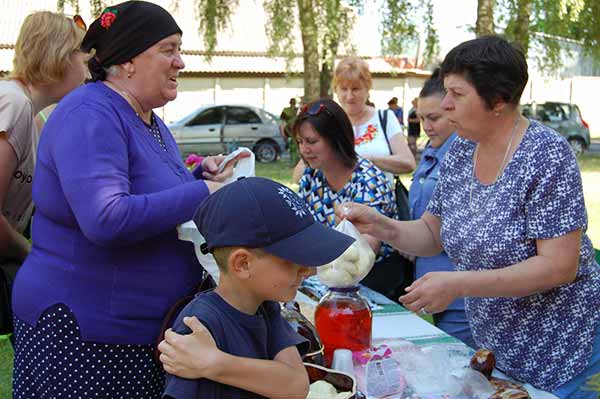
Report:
315,286,372,367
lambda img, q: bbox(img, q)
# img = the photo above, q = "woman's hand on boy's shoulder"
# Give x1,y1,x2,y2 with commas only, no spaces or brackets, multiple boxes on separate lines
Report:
159,316,221,379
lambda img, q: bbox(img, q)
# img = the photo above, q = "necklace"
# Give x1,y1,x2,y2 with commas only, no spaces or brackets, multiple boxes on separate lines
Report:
468,116,520,214
105,81,149,122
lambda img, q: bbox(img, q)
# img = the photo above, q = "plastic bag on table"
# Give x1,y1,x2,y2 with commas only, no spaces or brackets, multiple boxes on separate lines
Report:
394,343,495,398
317,219,376,288
360,346,407,398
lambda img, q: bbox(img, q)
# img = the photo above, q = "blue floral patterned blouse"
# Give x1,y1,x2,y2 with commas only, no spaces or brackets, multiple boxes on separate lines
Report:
298,156,397,261
427,120,600,390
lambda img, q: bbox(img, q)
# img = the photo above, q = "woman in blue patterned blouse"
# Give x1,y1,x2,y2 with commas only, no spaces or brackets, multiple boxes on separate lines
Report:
340,36,600,397
295,99,405,298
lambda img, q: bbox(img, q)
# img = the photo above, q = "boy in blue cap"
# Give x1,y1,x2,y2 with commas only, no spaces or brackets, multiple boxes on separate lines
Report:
161,177,354,399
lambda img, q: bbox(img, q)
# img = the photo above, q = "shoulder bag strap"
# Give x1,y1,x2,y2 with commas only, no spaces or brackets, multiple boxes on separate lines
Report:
378,109,392,155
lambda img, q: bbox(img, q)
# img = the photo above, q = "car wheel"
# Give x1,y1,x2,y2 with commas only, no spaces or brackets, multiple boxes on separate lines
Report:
568,138,585,157
255,141,279,163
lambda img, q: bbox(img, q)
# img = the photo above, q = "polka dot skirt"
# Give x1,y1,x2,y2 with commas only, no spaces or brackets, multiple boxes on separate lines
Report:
12,304,165,399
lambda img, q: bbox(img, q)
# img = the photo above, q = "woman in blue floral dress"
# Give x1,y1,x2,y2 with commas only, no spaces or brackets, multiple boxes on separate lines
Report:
295,99,407,299
341,36,600,397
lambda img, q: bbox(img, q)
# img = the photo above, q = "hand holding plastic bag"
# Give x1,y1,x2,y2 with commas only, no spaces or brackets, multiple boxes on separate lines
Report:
216,147,255,184
317,219,376,288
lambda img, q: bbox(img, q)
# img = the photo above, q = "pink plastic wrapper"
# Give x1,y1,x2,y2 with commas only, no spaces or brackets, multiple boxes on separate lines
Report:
352,345,407,398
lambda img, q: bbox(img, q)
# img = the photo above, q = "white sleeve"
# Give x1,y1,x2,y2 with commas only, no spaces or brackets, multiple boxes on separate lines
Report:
385,109,403,138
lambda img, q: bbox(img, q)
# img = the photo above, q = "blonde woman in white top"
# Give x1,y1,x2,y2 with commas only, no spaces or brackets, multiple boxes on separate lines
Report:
293,56,415,184
0,11,88,337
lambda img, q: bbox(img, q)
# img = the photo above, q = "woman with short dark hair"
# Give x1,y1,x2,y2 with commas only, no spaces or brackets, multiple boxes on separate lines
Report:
294,99,399,297
341,35,600,397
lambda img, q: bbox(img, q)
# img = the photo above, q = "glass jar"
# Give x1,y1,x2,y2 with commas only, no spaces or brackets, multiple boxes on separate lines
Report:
314,286,372,366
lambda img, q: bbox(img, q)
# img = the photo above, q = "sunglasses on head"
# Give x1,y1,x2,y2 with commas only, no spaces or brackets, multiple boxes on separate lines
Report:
301,102,333,117
73,14,87,31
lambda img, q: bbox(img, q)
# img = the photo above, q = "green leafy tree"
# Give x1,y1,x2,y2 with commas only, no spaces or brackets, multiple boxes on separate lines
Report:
421,0,440,68
380,0,418,56
57,0,80,14
177,0,426,102
502,0,532,53
499,0,600,73
58,0,104,17
264,0,358,101
192,0,239,58
63,0,434,97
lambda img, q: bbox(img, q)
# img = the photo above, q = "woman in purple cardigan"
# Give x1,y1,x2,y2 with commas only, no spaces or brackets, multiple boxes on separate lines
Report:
11,2,240,398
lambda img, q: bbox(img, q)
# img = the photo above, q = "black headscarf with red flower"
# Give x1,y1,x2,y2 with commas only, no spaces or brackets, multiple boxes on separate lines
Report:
81,1,182,81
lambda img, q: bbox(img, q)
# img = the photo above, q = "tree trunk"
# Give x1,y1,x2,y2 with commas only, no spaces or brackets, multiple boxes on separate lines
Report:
511,0,532,56
476,0,495,36
297,0,320,103
320,35,340,98
320,62,333,99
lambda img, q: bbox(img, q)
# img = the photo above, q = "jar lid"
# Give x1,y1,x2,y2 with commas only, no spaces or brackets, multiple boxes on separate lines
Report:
329,286,360,293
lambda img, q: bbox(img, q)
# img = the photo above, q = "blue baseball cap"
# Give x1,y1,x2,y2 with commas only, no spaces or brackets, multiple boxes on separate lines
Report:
193,177,354,266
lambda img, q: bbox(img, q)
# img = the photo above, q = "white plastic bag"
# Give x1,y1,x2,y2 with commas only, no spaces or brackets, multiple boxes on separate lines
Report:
176,147,255,282
217,147,255,184
317,219,376,288
177,221,221,283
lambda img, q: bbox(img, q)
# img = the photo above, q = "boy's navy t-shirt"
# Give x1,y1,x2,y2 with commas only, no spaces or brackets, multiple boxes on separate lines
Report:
163,290,309,399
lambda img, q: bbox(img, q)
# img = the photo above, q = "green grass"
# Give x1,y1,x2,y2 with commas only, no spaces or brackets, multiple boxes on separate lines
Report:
1,154,598,398
579,155,600,248
255,158,299,185
0,335,12,398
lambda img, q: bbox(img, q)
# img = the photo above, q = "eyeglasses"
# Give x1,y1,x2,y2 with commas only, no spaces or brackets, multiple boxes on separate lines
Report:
301,103,333,117
73,14,87,31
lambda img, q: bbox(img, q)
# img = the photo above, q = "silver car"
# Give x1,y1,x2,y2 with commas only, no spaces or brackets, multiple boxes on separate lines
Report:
521,102,591,156
169,104,286,163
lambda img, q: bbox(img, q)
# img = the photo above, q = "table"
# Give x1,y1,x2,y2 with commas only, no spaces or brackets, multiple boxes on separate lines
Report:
178,221,557,399
295,282,557,399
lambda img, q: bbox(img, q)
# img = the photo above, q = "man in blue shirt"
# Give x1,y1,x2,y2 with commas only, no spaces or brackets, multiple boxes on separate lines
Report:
387,96,404,129
161,177,354,399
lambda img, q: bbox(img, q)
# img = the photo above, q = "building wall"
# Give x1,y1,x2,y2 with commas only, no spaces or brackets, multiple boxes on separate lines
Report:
161,75,429,125
571,77,600,136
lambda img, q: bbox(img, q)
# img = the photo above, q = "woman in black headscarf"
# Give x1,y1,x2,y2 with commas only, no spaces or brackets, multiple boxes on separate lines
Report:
11,2,241,398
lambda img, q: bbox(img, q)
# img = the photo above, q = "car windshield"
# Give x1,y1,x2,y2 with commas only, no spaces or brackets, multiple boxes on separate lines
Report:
263,111,280,124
